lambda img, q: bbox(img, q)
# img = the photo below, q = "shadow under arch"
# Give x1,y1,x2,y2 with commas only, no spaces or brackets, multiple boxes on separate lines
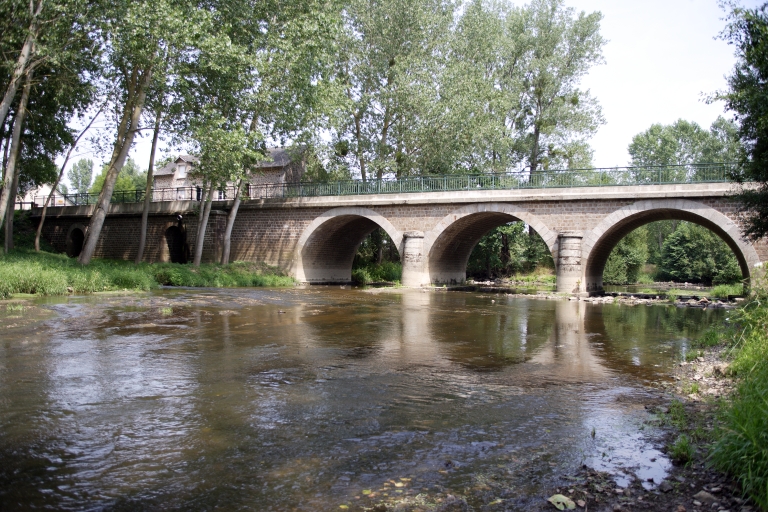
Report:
424,203,557,284
583,199,762,292
294,207,403,283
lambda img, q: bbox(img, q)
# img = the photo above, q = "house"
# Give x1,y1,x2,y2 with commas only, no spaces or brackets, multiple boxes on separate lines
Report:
22,183,74,209
152,148,306,200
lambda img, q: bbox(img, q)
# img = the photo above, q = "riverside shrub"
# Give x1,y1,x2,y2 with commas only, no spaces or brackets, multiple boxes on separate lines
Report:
710,285,768,508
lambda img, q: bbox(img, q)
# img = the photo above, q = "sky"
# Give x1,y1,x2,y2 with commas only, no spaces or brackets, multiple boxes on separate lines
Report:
562,0,761,167
118,0,763,176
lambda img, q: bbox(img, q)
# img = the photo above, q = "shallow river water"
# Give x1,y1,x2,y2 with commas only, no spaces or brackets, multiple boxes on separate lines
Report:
0,288,723,510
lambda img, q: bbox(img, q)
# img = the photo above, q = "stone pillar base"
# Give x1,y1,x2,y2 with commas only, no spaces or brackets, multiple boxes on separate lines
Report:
556,231,584,294
401,231,428,287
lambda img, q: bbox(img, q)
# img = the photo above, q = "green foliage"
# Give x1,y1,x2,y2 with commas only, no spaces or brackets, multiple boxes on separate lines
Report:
628,117,739,169
718,4,768,240
657,222,742,285
603,227,649,284
89,158,146,193
352,262,402,285
68,158,94,194
710,283,745,299
669,434,695,466
694,327,726,349
666,400,688,430
0,250,294,299
467,222,554,280
709,285,768,509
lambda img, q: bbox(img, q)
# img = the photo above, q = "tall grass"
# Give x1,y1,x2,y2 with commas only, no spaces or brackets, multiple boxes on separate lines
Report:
710,283,745,299
709,284,768,509
0,249,294,299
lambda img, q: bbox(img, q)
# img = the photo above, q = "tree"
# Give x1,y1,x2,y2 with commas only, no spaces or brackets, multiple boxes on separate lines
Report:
510,0,605,172
332,0,455,180
718,3,768,240
89,158,145,194
0,0,99,233
603,227,649,285
627,117,741,263
77,0,223,265
657,222,742,285
188,112,261,267
68,158,94,194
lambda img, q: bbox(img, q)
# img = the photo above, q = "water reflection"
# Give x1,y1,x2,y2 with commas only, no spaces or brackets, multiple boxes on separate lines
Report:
0,289,723,510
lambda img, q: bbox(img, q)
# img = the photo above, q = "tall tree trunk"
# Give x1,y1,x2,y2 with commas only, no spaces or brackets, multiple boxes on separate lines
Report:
135,108,163,264
0,75,32,241
78,65,153,265
529,122,541,174
0,0,43,130
354,112,367,182
193,181,214,267
220,178,243,265
4,162,20,252
35,104,103,251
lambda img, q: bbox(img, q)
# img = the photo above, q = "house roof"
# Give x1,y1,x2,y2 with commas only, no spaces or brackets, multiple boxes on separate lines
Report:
255,148,297,169
154,148,299,176
154,155,198,176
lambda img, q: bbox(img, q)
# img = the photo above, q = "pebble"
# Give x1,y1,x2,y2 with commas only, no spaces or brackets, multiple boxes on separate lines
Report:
693,490,717,505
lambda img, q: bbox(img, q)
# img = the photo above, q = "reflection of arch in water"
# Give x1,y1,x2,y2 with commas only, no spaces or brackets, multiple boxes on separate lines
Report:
424,204,557,284
583,199,761,292
165,225,189,264
294,207,403,283
65,224,86,258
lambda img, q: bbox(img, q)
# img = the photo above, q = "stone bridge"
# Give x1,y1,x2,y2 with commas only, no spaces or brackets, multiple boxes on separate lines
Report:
33,181,768,294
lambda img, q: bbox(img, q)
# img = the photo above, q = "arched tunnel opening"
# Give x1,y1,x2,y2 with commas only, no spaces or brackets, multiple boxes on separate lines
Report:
587,210,750,293
428,212,554,284
66,228,85,258
299,215,401,284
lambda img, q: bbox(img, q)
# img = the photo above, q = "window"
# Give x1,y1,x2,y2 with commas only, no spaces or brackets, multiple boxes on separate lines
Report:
177,163,187,179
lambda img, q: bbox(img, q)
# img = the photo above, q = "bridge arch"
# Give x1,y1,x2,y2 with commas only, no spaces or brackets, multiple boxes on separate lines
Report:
583,199,762,292
294,207,403,283
425,203,557,284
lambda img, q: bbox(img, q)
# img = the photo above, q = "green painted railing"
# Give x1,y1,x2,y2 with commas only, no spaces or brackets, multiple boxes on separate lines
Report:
35,163,732,207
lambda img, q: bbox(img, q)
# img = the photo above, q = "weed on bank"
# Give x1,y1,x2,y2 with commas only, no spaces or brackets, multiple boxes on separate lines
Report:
0,249,294,299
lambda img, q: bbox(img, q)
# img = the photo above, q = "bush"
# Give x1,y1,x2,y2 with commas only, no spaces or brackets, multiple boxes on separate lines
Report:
657,222,742,285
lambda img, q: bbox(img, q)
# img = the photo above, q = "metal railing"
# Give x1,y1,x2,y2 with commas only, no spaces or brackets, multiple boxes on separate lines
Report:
33,163,732,207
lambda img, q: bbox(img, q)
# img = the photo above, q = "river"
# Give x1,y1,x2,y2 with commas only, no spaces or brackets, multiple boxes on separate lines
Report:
0,288,723,510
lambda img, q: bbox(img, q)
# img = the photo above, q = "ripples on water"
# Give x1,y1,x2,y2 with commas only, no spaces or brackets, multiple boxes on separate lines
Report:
0,288,722,510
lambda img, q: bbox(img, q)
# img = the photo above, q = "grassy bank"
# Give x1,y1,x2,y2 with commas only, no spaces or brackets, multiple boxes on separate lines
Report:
0,249,294,299
708,284,768,509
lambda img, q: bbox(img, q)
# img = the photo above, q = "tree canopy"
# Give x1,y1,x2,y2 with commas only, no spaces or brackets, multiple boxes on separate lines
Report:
718,3,768,240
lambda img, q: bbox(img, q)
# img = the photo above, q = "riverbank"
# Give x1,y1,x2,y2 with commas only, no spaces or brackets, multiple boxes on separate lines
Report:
539,286,768,512
359,285,767,511
0,249,294,299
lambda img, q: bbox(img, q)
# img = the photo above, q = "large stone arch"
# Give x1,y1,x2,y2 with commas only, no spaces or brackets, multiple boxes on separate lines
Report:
294,207,403,283
582,199,762,292
424,203,557,284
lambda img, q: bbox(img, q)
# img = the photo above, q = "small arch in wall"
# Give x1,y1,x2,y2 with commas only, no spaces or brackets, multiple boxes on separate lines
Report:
65,224,87,258
165,225,189,264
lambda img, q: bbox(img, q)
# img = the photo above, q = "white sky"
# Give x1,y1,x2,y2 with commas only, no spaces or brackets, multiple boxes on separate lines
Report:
565,0,760,167
117,0,762,177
